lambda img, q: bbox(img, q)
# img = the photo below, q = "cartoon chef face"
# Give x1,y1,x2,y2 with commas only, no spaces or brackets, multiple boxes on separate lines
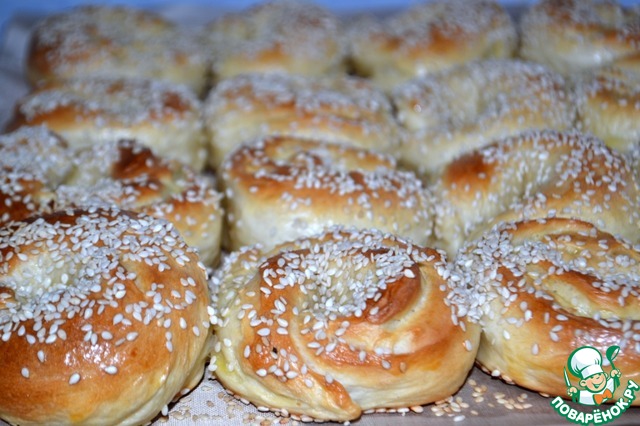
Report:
580,371,609,393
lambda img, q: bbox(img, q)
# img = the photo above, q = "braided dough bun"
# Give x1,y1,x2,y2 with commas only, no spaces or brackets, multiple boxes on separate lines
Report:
520,0,640,75
25,5,208,95
0,126,223,265
392,60,576,178
7,77,208,171
348,0,517,91
434,130,640,255
454,218,640,402
575,67,640,152
204,0,345,81
221,136,432,250
209,227,479,422
0,207,212,425
204,73,399,170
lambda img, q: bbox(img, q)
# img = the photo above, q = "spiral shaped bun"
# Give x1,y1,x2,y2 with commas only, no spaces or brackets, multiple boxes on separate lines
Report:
221,136,432,250
455,218,640,402
209,227,479,421
392,60,575,178
520,0,640,75
0,126,223,265
0,207,212,425
204,0,345,81
204,73,399,169
348,0,517,91
575,67,640,152
8,78,207,171
26,5,208,95
434,130,640,255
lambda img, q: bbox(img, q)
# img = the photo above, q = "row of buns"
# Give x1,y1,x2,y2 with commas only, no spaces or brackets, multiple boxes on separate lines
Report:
25,0,640,92
0,0,639,424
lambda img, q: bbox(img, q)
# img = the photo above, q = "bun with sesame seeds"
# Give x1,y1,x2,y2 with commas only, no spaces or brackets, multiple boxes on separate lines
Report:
519,0,640,75
0,207,213,425
433,130,640,256
575,67,640,152
203,72,400,170
202,0,346,82
220,136,433,251
454,218,640,402
6,77,209,171
209,227,480,422
0,126,223,266
25,5,209,96
392,60,576,179
347,0,517,92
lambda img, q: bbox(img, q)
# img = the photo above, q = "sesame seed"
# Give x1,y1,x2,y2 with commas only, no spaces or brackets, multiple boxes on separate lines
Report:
69,373,81,385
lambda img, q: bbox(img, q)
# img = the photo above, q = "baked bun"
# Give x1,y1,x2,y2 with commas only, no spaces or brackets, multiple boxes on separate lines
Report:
204,73,399,169
455,218,640,403
575,67,640,152
25,5,208,95
0,126,223,265
204,0,345,81
0,207,212,425
221,136,432,250
7,77,208,171
209,227,480,421
348,0,517,91
434,130,640,255
520,0,640,75
392,60,576,178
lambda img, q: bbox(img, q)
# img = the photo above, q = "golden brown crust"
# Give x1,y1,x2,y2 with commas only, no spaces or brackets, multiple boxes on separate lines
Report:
7,77,208,171
392,59,576,178
520,0,640,75
209,227,480,421
348,0,517,91
434,130,640,255
203,0,346,81
454,218,640,403
204,73,400,170
575,67,640,152
221,136,433,250
26,5,209,95
0,126,223,265
0,208,212,425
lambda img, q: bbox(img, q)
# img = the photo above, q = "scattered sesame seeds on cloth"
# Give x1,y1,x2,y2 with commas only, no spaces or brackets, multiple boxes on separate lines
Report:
151,367,612,426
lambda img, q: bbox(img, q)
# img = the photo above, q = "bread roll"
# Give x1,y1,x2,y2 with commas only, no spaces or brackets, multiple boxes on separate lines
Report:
455,218,640,404
7,77,208,171
221,136,432,250
204,73,399,170
393,60,575,178
434,130,640,255
0,126,223,265
520,0,640,75
348,0,517,91
26,5,208,95
0,208,212,425
204,0,345,81
209,227,480,421
575,67,640,152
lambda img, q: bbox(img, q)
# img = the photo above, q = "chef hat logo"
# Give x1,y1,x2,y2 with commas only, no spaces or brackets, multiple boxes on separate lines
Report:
568,346,604,380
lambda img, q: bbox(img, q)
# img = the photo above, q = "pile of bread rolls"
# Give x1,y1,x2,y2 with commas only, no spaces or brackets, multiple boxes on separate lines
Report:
1,0,639,424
